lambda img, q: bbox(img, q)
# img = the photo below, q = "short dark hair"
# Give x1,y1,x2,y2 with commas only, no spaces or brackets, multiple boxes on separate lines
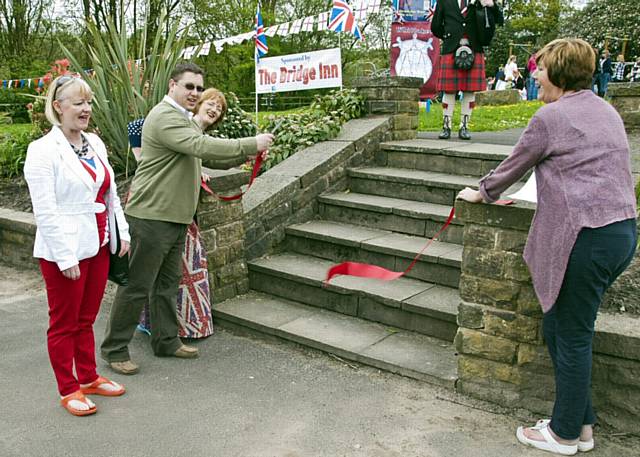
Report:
170,63,204,82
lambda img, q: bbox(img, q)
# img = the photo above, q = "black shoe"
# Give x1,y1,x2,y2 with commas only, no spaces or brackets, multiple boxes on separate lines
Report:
438,127,451,140
458,114,471,140
439,115,451,140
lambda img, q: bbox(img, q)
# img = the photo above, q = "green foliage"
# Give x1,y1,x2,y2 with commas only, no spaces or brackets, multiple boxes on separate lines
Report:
259,88,365,170
59,11,190,174
209,92,257,139
0,90,33,123
0,125,41,178
419,100,543,132
561,0,640,60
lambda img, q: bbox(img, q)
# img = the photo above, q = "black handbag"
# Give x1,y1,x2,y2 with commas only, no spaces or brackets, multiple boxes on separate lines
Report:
454,45,475,71
108,218,129,286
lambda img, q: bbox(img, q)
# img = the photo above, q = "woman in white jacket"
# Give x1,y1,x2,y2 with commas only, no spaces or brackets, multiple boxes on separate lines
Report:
24,75,131,416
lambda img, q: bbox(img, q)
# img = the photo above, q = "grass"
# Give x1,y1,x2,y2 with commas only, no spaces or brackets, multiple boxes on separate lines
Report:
419,100,544,132
0,123,34,138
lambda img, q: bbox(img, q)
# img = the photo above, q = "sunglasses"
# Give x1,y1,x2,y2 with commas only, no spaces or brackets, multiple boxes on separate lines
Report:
53,75,76,99
176,81,205,93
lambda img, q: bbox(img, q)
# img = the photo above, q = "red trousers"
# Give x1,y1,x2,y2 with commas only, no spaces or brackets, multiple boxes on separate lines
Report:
39,246,109,396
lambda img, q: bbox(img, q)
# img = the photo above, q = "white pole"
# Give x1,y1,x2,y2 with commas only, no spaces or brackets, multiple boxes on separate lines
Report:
339,33,343,91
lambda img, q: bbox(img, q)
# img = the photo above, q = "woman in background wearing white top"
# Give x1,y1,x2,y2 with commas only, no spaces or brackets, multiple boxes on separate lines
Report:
24,75,130,416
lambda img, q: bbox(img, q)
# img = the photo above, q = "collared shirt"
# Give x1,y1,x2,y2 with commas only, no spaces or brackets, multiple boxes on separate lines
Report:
162,95,194,120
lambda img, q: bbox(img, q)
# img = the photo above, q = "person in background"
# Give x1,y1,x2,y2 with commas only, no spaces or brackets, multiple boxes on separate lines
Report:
101,63,274,375
432,0,504,140
457,38,636,455
526,51,539,100
24,75,131,416
612,54,626,82
504,54,518,83
512,69,526,99
128,88,229,339
598,49,612,96
630,56,640,82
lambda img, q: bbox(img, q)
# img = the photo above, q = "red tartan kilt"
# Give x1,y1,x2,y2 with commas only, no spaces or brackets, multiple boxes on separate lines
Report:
437,53,487,93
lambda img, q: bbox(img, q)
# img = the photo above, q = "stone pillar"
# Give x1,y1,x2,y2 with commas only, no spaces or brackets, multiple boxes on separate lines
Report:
453,200,556,415
609,82,640,131
196,168,250,303
351,76,422,141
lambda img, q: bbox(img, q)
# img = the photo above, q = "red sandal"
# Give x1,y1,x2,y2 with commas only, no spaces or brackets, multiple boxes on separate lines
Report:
60,391,97,417
80,376,126,397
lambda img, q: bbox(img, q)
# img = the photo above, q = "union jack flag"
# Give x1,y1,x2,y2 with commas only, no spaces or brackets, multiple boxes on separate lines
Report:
255,2,268,60
328,0,363,40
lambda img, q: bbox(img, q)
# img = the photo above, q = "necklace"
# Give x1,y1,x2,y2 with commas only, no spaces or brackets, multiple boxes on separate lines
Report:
69,135,90,158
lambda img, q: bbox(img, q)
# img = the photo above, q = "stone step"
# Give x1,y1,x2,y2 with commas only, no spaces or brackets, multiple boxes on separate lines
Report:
318,191,464,244
213,291,458,388
379,139,512,177
348,166,524,206
248,252,459,341
348,166,479,206
285,220,462,288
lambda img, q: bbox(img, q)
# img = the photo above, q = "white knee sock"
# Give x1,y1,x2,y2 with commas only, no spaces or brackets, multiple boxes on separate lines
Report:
460,92,476,126
442,93,456,128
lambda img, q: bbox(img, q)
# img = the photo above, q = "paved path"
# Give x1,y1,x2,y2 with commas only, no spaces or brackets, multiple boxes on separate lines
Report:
1,265,638,457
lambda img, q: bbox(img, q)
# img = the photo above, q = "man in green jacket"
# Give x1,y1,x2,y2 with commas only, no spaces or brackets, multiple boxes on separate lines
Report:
101,63,274,374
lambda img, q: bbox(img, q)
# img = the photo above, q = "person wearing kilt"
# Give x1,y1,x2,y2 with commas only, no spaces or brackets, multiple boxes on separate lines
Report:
432,0,503,140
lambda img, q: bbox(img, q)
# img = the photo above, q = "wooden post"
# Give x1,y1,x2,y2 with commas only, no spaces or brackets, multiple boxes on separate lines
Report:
622,38,629,60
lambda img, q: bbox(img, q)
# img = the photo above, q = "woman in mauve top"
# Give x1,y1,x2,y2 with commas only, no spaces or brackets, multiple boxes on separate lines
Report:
458,38,637,456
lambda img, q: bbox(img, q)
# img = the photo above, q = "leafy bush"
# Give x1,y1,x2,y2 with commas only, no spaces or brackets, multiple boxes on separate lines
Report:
60,11,189,175
0,126,41,178
0,90,32,123
209,92,257,139
259,89,364,170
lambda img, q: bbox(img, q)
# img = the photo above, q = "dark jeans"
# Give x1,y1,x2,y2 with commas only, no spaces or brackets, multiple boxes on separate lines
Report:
544,218,637,440
101,215,188,362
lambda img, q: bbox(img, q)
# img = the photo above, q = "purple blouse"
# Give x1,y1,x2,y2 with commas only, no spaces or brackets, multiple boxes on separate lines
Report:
479,90,637,313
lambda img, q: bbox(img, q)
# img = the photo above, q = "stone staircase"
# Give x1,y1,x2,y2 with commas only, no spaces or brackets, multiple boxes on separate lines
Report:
214,139,516,388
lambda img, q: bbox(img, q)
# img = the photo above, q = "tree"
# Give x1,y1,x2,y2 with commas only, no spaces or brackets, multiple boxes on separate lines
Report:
561,0,640,60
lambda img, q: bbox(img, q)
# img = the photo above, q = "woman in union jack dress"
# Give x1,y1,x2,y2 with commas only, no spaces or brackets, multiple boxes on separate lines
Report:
128,88,228,339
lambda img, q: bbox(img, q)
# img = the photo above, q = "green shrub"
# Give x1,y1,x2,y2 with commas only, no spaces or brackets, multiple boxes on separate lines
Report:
0,90,33,123
209,92,257,139
0,126,41,178
260,89,365,170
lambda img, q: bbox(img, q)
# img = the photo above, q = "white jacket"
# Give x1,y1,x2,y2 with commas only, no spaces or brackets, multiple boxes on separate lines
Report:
24,126,130,270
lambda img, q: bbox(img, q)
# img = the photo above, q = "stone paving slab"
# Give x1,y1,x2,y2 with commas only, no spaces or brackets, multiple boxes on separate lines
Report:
249,253,336,286
594,312,640,362
333,274,436,307
403,285,460,322
286,220,387,247
214,291,459,387
320,192,460,224
363,232,462,266
359,331,458,388
381,139,512,160
349,167,479,189
333,116,391,142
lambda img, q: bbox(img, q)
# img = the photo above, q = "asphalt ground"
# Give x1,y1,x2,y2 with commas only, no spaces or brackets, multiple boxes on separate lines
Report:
1,265,638,457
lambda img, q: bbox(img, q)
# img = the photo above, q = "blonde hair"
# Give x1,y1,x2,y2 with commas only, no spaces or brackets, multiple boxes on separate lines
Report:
195,88,228,128
536,38,595,91
45,76,93,127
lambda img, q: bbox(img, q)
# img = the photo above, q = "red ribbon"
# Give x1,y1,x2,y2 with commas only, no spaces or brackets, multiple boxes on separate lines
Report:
200,152,264,201
325,207,456,284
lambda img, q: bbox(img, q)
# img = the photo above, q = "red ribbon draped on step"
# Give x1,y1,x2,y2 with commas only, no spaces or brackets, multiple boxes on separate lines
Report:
325,207,456,284
200,152,265,201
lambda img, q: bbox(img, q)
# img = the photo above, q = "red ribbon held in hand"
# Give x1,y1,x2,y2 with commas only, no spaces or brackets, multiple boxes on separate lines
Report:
325,207,456,284
200,151,265,201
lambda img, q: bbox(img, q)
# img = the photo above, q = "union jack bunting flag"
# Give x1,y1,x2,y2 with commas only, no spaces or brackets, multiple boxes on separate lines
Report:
328,0,363,40
255,2,268,60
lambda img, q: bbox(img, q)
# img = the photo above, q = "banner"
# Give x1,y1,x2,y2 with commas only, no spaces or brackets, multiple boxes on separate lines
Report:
256,48,342,94
390,21,440,100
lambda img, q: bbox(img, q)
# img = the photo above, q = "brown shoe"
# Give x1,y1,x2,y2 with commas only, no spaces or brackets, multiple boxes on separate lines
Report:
173,344,198,359
109,360,139,375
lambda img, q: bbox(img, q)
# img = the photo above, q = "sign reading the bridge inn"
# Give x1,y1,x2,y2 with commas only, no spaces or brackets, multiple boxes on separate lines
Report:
255,48,342,94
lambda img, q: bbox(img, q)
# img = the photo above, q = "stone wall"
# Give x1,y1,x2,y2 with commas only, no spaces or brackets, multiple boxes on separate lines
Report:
454,200,640,433
196,168,251,303
351,76,422,141
243,117,393,260
0,208,37,269
609,82,640,131
475,89,522,106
